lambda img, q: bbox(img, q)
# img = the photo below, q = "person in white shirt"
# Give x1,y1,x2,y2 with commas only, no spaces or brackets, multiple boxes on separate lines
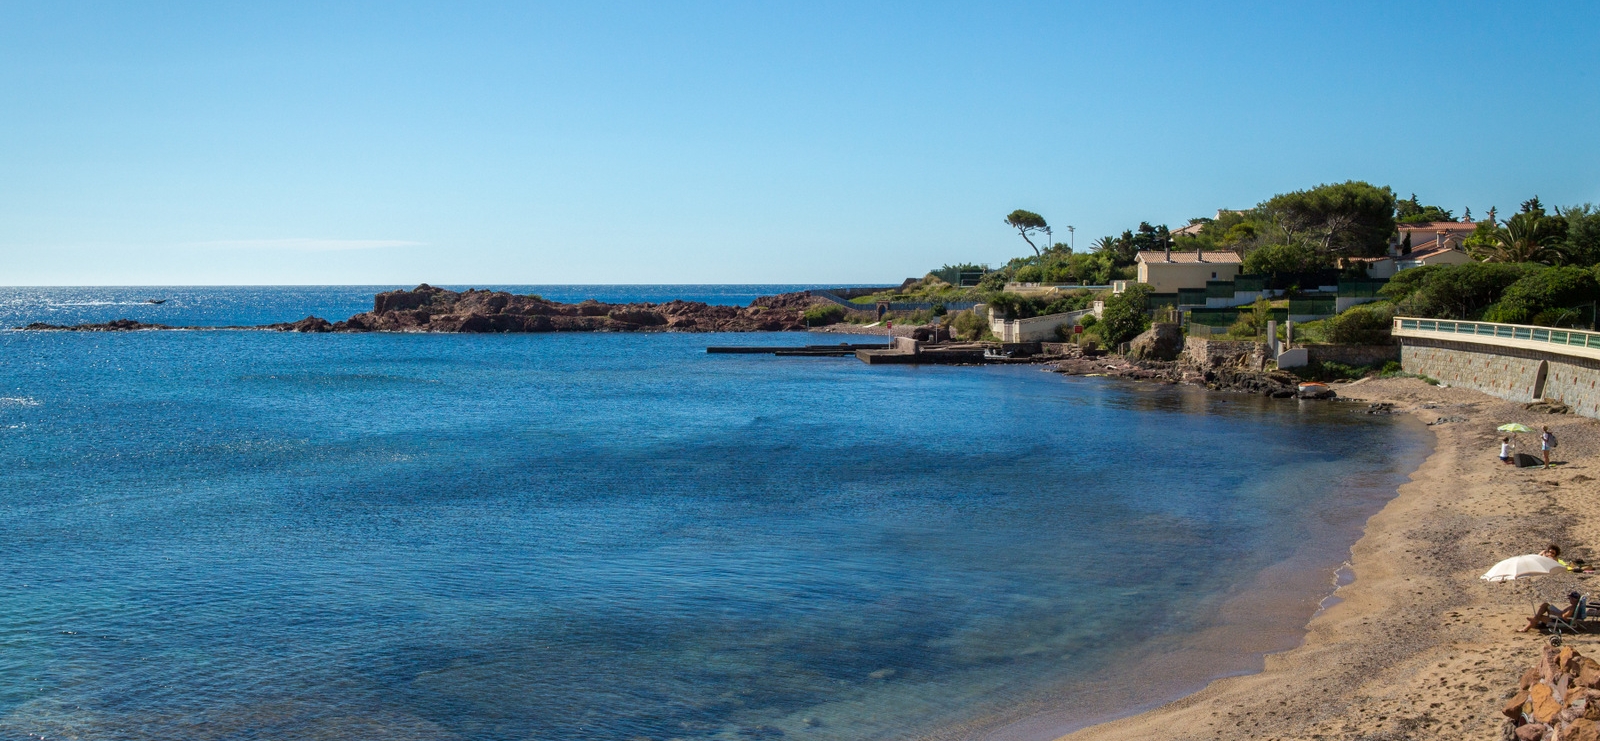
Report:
1499,437,1513,465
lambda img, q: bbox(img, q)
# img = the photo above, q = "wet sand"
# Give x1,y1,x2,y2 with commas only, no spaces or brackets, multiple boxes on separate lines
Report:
1056,377,1600,740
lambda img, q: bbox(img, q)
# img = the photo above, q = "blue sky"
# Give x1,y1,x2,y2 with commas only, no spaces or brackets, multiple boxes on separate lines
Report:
2,1,1597,285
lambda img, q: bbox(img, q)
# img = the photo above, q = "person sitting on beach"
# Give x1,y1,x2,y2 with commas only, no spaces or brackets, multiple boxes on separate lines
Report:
1500,437,1514,464
1520,591,1582,633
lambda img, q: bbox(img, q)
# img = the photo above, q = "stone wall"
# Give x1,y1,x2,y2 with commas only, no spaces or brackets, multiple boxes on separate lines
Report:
1401,337,1600,419
1183,337,1269,371
1305,344,1400,367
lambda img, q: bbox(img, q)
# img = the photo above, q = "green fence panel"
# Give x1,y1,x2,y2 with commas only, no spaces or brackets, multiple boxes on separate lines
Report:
1337,279,1389,298
1288,297,1336,316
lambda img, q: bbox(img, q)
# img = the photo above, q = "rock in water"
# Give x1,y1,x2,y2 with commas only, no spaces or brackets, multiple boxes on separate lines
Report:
329,285,821,333
265,316,334,333
1126,323,1183,361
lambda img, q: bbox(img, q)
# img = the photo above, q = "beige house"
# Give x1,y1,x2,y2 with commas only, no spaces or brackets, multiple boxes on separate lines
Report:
1343,244,1475,278
1398,221,1477,254
1398,243,1474,270
1135,250,1243,292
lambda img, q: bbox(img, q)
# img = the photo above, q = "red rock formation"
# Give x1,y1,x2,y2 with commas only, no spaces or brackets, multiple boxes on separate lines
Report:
327,285,818,333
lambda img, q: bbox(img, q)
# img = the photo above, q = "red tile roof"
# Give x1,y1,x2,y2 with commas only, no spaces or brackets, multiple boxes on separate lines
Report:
1136,251,1243,264
1399,221,1476,232
1407,244,1469,260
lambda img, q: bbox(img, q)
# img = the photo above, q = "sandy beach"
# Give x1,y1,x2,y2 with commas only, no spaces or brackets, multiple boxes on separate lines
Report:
1059,377,1600,740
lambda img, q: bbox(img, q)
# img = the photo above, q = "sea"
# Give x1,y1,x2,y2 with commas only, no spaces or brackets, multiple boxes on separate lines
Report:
0,286,1428,741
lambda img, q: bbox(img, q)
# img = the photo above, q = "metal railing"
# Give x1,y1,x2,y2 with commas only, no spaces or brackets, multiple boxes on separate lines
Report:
1393,317,1600,359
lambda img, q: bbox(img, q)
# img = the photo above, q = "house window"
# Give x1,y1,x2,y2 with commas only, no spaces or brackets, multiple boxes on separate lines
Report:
1211,272,1217,279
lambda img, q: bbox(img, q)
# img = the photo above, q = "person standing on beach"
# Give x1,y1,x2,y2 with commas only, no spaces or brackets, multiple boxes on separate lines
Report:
1542,426,1557,469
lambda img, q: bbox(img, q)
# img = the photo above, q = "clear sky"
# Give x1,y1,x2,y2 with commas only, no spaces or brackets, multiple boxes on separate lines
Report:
2,1,1597,286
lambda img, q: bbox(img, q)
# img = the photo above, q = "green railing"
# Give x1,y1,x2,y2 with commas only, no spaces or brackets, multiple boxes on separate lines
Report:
1205,280,1236,298
1395,318,1600,350
1177,288,1207,306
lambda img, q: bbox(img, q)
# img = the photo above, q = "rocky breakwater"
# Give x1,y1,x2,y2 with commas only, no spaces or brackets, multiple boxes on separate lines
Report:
1047,327,1300,396
332,285,815,333
1502,645,1600,740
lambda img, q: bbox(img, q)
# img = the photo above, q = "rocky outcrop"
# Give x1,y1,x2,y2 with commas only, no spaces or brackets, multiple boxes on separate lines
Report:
1502,646,1600,740
21,319,177,331
329,285,817,333
1127,323,1183,361
1048,334,1300,397
263,316,335,333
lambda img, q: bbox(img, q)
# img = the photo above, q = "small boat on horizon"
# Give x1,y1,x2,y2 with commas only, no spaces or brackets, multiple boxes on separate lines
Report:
145,299,167,304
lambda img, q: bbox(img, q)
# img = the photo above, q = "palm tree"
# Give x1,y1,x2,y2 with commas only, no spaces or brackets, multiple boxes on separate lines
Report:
1469,212,1567,264
1091,235,1118,254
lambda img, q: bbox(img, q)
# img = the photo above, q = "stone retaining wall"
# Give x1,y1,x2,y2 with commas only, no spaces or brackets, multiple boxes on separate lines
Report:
1401,337,1600,419
1183,337,1269,371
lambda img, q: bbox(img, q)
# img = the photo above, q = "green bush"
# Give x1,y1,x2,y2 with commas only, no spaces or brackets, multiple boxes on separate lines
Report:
949,309,989,340
1042,289,1096,315
986,292,1035,319
1481,267,1599,325
1243,243,1322,275
1305,361,1366,381
1323,302,1396,345
1100,285,1153,346
802,304,846,325
1079,314,1098,328
1381,262,1543,320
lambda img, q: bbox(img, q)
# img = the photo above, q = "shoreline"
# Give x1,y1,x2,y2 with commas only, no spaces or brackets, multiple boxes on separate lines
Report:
1045,377,1599,740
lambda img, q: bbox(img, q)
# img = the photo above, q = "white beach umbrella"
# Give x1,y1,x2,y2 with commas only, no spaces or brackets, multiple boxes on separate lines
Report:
1481,554,1565,583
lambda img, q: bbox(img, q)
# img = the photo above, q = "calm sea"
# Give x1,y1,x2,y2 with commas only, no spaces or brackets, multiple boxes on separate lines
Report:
0,285,871,328
0,288,1427,740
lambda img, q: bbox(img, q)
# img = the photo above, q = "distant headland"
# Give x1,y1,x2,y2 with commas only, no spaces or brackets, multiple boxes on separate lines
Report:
19,284,824,334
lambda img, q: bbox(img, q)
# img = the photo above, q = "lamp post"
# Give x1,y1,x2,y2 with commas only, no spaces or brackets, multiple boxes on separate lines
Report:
1067,225,1075,252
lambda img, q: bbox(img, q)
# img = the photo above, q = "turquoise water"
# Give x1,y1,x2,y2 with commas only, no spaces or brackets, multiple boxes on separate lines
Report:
0,290,1427,740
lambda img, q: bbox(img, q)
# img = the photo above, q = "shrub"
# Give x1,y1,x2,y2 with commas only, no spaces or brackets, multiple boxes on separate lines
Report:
1481,266,1599,325
950,309,989,340
1383,262,1543,319
1243,243,1322,275
1312,361,1365,381
1013,265,1045,283
986,292,1036,319
1323,302,1396,345
1099,284,1153,346
1042,289,1096,315
802,304,846,325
